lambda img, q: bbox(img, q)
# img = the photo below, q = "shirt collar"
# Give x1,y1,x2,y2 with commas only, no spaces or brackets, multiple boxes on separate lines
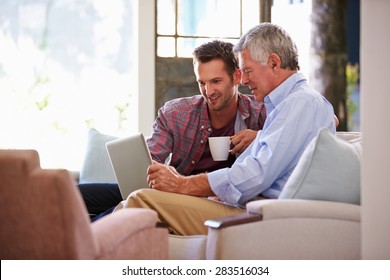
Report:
199,98,211,130
264,72,306,113
236,92,251,120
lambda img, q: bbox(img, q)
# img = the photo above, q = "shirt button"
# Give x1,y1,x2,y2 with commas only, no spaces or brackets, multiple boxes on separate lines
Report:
201,125,204,129
191,160,195,164
208,128,212,132
200,140,204,144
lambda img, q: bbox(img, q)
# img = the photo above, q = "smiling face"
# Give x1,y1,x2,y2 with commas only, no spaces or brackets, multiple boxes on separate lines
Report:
238,48,274,102
194,58,240,112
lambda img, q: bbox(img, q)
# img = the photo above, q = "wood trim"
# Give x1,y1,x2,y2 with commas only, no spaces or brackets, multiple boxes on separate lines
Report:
204,213,263,229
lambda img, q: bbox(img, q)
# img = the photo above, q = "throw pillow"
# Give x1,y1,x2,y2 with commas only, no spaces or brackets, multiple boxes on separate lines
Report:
79,128,118,183
279,128,362,205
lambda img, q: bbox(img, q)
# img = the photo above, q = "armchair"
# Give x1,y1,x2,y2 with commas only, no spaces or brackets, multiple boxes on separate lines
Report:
169,199,360,260
205,199,360,259
0,149,168,260
169,130,362,260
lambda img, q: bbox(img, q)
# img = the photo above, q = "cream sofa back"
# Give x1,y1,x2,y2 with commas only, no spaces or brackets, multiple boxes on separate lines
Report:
279,128,362,205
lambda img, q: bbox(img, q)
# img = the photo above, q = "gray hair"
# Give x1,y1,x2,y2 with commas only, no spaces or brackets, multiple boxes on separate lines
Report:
234,23,300,70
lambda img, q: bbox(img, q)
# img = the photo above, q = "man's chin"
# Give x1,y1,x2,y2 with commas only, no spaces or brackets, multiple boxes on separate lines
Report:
254,94,264,102
209,105,223,112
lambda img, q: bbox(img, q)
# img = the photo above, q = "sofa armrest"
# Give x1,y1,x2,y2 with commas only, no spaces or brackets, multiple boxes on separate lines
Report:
204,199,360,231
204,213,263,229
246,199,360,222
204,199,361,260
91,208,168,259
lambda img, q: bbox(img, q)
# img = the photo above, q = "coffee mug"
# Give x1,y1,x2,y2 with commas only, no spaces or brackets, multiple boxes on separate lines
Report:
208,136,231,161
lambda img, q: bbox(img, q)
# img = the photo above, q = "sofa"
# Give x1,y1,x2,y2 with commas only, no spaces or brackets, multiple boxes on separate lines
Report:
74,127,362,259
0,149,168,260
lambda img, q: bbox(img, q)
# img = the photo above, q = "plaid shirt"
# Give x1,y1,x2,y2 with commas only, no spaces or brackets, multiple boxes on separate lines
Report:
147,93,265,175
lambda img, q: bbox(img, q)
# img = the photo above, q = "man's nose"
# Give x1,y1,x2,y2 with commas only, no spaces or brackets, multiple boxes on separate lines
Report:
205,83,215,95
241,74,249,85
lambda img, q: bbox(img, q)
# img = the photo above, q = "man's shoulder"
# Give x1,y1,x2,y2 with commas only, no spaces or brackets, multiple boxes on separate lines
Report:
158,96,205,118
162,95,205,111
238,92,263,111
239,92,256,101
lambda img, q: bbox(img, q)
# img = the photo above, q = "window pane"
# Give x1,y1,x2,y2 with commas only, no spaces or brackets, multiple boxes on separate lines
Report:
177,37,209,57
272,0,312,77
157,36,176,57
157,0,176,35
177,0,240,37
177,37,239,58
242,0,260,33
0,0,137,170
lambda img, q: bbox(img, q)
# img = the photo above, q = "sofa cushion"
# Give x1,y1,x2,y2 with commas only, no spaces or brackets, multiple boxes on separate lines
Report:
279,128,362,205
79,128,118,183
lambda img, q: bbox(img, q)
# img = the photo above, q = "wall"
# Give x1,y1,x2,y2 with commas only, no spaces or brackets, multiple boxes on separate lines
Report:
155,58,198,111
135,0,155,136
361,0,390,259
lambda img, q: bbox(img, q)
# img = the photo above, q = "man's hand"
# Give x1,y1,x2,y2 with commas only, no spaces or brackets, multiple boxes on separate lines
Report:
230,129,258,155
147,160,182,193
147,160,214,197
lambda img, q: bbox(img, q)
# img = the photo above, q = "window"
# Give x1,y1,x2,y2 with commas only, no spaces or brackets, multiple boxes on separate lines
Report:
0,0,137,170
272,0,312,77
156,0,312,73
157,0,260,57
0,0,313,170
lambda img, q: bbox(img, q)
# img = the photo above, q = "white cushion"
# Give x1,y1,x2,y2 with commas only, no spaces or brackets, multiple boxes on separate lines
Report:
79,128,118,183
335,131,362,142
279,128,362,205
168,234,207,260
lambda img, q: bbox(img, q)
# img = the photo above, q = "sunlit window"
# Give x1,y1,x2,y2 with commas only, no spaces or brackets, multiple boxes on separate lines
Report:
157,0,260,57
156,0,312,73
0,0,313,170
0,0,137,170
272,0,312,77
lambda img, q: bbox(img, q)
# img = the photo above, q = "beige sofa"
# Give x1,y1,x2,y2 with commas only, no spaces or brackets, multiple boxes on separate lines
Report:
73,128,362,259
169,129,362,259
169,199,360,259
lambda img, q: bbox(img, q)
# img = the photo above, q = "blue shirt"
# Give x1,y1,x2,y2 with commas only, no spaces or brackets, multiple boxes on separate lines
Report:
207,73,336,206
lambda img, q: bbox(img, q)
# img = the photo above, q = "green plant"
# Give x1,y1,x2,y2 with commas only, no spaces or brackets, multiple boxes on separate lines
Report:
346,63,359,130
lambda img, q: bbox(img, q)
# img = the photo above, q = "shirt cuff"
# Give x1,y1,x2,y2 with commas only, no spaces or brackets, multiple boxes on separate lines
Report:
207,168,242,205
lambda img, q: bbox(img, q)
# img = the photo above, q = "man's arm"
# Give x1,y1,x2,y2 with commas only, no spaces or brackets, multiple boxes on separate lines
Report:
147,108,174,164
148,162,214,197
230,129,258,155
334,115,339,127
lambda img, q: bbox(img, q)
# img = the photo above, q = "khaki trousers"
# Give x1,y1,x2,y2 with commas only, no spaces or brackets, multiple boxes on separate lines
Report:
116,189,245,235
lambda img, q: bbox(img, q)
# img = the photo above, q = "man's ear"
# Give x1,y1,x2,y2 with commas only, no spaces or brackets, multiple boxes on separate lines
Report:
268,53,281,71
234,68,242,85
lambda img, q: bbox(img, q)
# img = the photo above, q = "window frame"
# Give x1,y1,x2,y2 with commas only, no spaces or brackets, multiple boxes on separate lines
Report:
155,0,261,58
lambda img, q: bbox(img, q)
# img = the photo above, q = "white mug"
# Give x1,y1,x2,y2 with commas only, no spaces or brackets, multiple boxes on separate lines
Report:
208,136,231,161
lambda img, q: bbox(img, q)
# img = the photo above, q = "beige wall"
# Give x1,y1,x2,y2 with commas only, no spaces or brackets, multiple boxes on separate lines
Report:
361,0,390,259
134,0,155,136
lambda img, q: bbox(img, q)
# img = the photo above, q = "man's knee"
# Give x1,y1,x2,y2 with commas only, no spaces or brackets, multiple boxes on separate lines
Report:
126,188,155,208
